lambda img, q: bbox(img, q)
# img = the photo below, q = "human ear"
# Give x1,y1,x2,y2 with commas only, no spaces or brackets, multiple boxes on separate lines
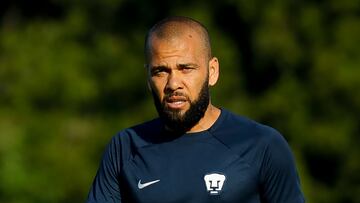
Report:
208,57,219,86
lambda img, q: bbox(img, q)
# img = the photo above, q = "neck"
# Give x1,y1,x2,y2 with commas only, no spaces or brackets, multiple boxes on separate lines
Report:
186,104,221,133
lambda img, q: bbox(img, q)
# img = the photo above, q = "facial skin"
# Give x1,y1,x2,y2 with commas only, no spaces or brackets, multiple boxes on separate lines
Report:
146,25,220,133
151,74,210,133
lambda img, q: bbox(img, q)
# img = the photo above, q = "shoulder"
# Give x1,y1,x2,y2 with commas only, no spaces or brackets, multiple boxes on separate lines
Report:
212,109,285,148
212,110,303,202
103,118,162,161
213,109,297,173
112,118,163,147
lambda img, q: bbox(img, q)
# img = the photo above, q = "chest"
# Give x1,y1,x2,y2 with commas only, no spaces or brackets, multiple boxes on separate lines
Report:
120,138,261,203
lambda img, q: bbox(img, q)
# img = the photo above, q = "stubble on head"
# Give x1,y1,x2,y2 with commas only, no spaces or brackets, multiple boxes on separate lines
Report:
145,16,213,133
144,16,212,64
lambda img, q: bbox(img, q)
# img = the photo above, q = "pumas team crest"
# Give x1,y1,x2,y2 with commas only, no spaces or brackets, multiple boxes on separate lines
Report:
204,173,226,195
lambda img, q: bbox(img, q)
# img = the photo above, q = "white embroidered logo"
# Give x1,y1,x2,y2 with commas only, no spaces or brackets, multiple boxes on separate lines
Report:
204,173,226,195
137,179,160,189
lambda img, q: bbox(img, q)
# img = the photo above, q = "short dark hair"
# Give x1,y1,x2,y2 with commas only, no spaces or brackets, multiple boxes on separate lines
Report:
144,16,212,63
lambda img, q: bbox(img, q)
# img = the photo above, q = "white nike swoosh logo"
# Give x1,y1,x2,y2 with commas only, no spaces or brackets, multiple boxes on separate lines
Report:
137,179,160,189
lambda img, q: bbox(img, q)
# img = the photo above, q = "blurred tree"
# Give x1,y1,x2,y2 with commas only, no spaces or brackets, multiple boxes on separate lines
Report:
0,0,359,202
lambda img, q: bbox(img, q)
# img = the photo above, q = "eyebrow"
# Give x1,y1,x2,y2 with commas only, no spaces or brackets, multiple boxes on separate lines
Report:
150,65,169,70
150,63,199,69
177,63,199,68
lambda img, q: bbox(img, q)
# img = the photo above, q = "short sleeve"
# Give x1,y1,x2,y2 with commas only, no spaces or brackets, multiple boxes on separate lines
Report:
86,136,122,203
259,129,305,203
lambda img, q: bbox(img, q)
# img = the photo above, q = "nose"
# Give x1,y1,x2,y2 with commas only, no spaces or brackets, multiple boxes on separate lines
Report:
165,72,182,92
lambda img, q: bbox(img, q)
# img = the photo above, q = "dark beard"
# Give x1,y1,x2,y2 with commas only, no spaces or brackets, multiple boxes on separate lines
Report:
152,78,210,133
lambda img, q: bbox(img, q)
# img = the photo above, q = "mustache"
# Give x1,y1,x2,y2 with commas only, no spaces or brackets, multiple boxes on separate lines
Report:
163,92,189,101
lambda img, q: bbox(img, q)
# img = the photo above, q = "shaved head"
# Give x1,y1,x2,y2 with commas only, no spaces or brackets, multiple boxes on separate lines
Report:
145,16,212,63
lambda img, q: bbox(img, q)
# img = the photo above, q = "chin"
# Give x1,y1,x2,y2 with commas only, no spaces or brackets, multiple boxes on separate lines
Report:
166,104,190,113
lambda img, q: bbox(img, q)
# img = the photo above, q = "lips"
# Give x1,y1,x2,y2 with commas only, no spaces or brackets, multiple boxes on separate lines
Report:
165,95,188,109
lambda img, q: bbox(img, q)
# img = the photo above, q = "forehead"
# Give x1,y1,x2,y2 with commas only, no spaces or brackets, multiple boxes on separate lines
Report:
150,35,191,52
153,21,202,39
148,31,205,61
148,39,202,66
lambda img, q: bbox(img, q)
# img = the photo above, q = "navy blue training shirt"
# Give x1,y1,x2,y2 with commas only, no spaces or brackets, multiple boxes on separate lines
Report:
86,109,305,203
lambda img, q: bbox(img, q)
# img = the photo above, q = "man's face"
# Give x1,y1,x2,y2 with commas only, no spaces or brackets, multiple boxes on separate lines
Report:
147,32,211,132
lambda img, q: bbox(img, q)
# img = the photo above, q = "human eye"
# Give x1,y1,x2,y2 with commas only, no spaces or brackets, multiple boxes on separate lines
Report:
151,66,168,76
182,67,193,73
179,64,196,73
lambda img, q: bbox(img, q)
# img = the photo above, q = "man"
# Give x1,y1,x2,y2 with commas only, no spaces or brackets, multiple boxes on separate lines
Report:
86,16,305,203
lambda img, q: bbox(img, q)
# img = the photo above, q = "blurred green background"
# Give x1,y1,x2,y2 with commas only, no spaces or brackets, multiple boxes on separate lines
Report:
0,0,359,202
